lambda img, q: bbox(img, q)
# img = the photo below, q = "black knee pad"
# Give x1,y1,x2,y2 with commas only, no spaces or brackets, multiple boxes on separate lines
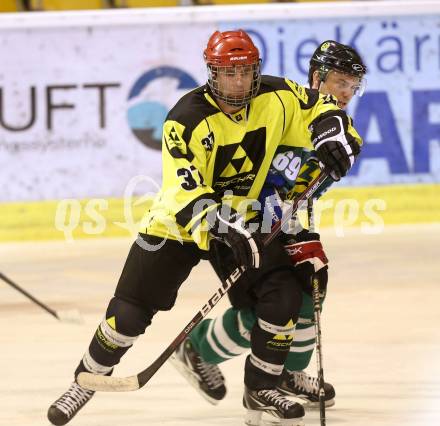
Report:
106,296,154,336
255,267,303,326
78,297,154,373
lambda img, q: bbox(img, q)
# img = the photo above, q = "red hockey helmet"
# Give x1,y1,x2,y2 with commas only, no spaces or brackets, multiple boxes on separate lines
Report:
204,30,260,66
204,30,261,108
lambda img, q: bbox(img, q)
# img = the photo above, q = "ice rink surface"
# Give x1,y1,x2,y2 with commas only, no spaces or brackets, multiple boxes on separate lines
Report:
1,224,440,426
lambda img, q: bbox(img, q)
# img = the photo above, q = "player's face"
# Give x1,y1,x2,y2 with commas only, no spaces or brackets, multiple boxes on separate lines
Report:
216,64,254,103
313,70,362,109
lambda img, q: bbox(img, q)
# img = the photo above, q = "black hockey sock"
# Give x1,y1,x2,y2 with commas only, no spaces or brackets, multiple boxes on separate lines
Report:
75,297,154,377
244,317,297,389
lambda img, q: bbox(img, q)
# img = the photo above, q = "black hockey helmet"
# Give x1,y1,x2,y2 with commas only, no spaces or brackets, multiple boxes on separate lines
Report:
308,40,367,88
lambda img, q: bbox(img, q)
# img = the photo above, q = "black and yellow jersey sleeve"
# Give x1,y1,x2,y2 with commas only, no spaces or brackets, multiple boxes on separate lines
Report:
142,77,362,251
346,114,362,147
141,87,222,249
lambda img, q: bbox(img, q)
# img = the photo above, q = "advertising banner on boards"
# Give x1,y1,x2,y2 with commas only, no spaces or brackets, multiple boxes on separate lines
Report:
0,10,439,201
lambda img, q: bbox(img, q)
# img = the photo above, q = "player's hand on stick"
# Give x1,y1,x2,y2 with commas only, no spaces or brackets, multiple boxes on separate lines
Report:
312,114,360,181
209,207,263,269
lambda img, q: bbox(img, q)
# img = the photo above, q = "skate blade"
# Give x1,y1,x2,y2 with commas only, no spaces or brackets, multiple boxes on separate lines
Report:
245,409,304,426
262,418,304,426
278,393,335,409
299,397,335,409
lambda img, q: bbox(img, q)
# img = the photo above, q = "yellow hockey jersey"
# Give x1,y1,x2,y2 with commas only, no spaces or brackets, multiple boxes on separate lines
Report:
142,75,361,250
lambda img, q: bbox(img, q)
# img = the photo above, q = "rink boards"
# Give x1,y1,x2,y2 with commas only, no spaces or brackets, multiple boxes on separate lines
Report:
0,183,438,242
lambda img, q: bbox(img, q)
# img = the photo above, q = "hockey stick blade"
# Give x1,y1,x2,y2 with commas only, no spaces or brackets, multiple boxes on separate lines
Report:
78,170,330,392
56,309,84,324
79,372,140,392
0,272,83,324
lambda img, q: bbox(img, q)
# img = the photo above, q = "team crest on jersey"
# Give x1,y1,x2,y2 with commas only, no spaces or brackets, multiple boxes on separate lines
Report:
164,125,187,158
213,128,266,196
166,126,182,146
201,131,214,151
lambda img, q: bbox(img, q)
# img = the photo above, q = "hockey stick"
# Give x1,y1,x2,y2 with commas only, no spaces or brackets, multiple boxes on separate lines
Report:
0,271,83,324
77,170,330,392
307,199,326,426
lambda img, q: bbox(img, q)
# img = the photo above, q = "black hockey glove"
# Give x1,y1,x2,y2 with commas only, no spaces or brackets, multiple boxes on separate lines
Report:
311,113,361,181
284,229,328,295
208,207,263,270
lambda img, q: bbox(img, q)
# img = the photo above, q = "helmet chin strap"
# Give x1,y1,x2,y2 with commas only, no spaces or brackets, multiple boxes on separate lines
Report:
317,73,328,92
318,67,329,84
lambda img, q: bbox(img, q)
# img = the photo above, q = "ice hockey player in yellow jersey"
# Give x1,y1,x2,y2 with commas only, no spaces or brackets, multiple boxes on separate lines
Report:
48,30,362,426
171,39,367,424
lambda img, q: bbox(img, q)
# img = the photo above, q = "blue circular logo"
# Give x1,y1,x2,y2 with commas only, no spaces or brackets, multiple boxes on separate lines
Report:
127,66,199,150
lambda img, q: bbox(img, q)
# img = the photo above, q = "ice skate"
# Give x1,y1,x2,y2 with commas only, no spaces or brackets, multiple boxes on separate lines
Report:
170,337,226,404
243,385,304,426
278,369,335,408
47,381,94,425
